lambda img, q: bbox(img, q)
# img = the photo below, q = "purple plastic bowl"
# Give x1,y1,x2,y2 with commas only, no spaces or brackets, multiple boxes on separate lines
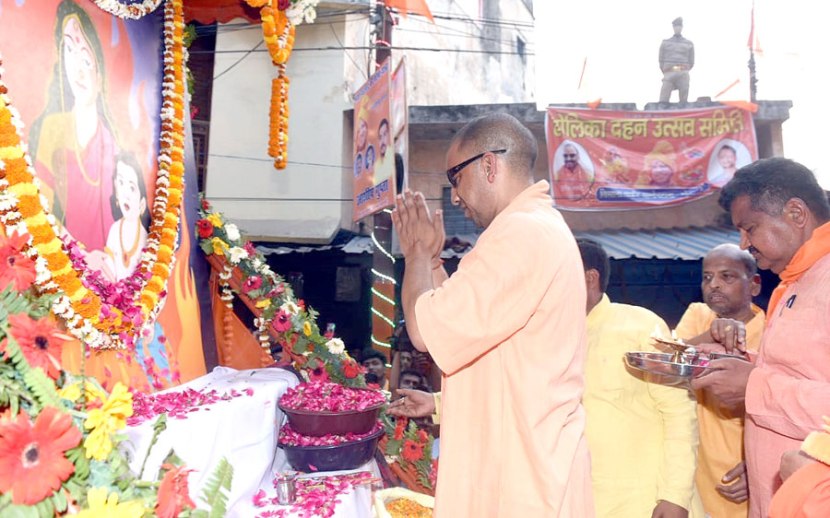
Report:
278,401,385,437
280,428,384,472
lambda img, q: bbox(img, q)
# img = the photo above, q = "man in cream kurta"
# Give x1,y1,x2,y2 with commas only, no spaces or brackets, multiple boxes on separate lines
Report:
392,113,593,517
579,238,702,518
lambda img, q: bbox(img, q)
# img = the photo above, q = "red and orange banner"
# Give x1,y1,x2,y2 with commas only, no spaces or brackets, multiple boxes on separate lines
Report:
352,58,395,222
545,107,758,210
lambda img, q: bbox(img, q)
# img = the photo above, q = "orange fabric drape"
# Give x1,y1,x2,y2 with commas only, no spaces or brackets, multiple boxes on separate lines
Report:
384,0,434,22
767,221,830,319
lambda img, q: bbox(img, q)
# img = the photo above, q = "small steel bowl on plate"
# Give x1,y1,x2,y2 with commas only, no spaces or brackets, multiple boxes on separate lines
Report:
624,351,710,379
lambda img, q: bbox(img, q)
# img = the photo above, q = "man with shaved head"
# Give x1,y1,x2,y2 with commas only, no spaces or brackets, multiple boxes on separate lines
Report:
392,112,593,516
675,244,765,517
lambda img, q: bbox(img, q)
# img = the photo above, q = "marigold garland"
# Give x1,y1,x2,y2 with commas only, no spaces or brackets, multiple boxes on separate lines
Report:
0,0,187,350
245,0,307,171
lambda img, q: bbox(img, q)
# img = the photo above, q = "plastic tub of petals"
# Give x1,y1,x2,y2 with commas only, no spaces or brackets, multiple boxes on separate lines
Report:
280,427,384,473
278,382,386,436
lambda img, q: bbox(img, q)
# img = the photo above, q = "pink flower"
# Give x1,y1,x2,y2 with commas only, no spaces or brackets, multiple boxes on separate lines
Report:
272,311,292,333
242,276,262,294
309,362,329,383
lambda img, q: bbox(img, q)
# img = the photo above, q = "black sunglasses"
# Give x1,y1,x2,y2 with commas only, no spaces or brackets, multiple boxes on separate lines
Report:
446,149,507,188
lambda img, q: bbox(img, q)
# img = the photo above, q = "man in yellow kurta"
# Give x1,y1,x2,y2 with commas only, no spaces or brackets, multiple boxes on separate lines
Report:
392,113,594,516
675,243,765,517
578,238,703,518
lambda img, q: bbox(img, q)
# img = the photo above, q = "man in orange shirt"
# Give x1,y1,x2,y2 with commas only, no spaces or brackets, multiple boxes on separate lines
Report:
691,158,830,517
392,113,593,516
675,243,765,517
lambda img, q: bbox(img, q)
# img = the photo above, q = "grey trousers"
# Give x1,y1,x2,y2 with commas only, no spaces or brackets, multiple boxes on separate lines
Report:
659,70,690,103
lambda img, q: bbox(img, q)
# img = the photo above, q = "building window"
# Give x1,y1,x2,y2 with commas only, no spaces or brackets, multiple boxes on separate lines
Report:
516,36,526,65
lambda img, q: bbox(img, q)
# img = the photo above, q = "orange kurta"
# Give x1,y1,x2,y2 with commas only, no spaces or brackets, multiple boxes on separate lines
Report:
415,181,594,517
744,251,830,517
676,302,765,518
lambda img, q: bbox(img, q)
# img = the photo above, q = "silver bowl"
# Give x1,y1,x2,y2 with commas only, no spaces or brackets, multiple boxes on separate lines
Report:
624,351,711,378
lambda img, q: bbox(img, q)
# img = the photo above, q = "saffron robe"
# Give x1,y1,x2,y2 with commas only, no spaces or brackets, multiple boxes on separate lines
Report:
416,181,594,517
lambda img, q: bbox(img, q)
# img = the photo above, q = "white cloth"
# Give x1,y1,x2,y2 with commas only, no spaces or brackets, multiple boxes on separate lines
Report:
123,367,378,517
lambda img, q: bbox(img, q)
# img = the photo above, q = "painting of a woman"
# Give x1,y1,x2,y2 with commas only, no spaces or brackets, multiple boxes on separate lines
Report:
28,0,119,256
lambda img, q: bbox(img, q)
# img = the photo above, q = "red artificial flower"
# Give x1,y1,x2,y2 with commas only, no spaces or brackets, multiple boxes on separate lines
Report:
342,359,360,379
201,199,211,211
277,0,290,10
393,418,406,441
401,439,424,463
2,314,70,380
417,429,430,444
297,299,306,311
272,310,292,333
196,219,214,239
243,241,257,257
0,232,36,292
309,361,329,383
155,463,197,518
0,407,82,505
242,275,263,294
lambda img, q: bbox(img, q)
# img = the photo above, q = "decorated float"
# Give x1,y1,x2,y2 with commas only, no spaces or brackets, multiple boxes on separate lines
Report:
0,0,435,515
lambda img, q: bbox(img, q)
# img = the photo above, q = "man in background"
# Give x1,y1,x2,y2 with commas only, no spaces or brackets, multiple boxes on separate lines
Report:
360,348,388,390
659,17,694,103
579,238,702,518
676,243,765,517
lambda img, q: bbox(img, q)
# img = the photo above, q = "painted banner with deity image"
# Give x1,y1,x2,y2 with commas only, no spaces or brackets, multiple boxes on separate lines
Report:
545,106,758,210
0,0,209,390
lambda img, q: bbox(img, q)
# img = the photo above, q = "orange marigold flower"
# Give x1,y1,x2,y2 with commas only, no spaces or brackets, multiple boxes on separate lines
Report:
44,252,69,272
3,159,31,184
146,276,165,294
152,264,169,279
16,195,42,217
1,313,69,380
0,407,81,505
167,189,182,208
27,223,54,243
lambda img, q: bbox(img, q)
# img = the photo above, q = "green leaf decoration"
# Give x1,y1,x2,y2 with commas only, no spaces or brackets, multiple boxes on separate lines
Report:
1,502,39,518
88,459,116,489
199,457,233,518
139,414,168,479
66,446,90,479
21,363,61,409
51,488,67,513
33,495,54,518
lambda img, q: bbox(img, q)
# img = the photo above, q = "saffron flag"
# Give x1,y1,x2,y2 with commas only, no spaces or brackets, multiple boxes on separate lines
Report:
384,0,434,23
